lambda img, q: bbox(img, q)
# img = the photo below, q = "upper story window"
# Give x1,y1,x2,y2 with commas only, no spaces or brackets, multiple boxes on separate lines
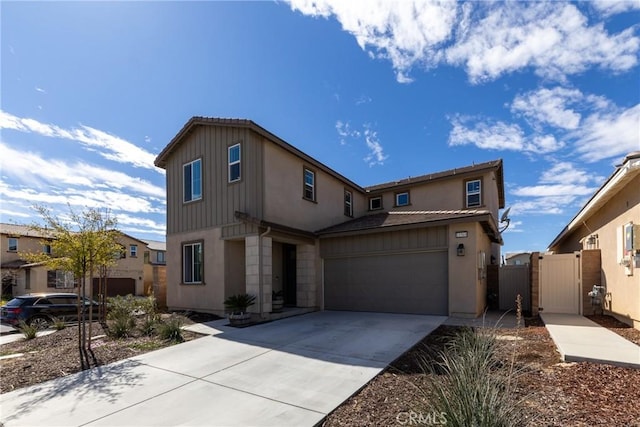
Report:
183,241,203,284
8,238,18,252
303,168,316,201
157,251,166,264
344,190,353,217
395,192,410,207
369,196,382,211
183,158,202,203
43,244,52,255
228,143,241,183
466,179,481,208
130,244,138,258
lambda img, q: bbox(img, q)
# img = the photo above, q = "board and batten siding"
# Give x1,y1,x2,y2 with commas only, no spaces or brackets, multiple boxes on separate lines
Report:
320,226,448,258
165,125,264,235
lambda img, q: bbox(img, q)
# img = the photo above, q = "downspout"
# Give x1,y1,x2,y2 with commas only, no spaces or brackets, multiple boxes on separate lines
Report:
259,226,272,318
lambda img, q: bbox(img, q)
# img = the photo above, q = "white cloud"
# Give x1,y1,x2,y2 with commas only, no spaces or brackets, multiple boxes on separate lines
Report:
592,0,640,17
0,141,165,199
290,0,459,83
511,87,583,130
289,1,639,84
572,103,640,162
35,87,47,94
448,117,564,153
0,110,162,172
363,127,388,166
335,120,362,145
446,2,639,83
508,162,603,216
355,95,372,105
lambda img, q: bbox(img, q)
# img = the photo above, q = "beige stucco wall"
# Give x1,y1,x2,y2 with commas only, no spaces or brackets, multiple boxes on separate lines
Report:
167,227,227,315
263,142,359,231
448,222,488,317
2,234,52,263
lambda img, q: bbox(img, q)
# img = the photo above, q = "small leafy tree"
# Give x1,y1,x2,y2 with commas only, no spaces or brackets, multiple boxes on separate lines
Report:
22,205,121,369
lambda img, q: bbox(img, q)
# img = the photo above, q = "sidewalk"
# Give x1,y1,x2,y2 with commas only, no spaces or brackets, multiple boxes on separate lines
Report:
540,313,640,369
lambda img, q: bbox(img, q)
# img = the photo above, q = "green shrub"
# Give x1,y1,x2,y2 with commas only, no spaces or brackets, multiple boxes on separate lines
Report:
157,316,184,342
53,318,67,330
18,321,38,340
140,317,159,336
421,327,526,427
106,295,138,338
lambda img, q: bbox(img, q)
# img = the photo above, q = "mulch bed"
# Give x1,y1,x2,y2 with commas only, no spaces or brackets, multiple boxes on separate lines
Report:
2,313,639,426
587,314,640,346
0,311,219,394
323,316,640,427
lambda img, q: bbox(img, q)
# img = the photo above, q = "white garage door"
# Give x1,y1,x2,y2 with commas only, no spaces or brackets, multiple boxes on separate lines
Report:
324,250,448,315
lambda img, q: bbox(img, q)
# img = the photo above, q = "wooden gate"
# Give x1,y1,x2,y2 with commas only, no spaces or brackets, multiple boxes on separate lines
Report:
499,265,531,312
539,253,581,314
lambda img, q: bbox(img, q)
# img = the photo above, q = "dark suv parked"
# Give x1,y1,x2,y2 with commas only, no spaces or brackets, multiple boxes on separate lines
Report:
0,293,99,330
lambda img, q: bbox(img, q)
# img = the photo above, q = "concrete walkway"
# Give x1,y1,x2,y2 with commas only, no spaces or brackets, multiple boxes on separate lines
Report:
540,313,640,369
0,311,445,427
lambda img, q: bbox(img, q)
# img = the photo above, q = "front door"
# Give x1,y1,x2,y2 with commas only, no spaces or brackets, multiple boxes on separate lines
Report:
283,244,297,306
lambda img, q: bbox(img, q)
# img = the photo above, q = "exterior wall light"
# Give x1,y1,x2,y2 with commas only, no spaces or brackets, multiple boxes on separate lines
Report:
457,243,465,256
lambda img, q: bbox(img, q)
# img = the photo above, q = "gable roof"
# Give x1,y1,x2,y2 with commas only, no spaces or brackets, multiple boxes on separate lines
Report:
155,117,505,203
0,223,55,239
154,117,364,192
548,151,640,250
316,209,503,243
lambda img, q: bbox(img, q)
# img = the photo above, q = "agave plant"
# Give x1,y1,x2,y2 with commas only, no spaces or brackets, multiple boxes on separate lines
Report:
223,293,256,314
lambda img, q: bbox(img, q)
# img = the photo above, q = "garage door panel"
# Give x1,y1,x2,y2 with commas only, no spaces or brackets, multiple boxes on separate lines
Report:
324,251,448,315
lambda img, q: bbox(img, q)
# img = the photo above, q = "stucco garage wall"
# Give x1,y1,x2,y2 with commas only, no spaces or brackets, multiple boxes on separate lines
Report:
321,226,448,315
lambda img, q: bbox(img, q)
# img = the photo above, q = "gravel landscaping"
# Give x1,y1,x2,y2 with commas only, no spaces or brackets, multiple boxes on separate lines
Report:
1,313,639,426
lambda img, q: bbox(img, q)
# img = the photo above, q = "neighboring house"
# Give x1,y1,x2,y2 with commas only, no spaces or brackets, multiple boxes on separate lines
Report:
504,252,531,265
548,152,640,329
141,239,168,308
155,117,505,318
0,223,151,298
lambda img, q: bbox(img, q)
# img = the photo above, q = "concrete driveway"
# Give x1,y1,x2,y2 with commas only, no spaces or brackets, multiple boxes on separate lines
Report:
0,311,445,427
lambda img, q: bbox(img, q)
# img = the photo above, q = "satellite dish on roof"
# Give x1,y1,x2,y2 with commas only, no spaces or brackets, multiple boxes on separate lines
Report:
499,207,511,234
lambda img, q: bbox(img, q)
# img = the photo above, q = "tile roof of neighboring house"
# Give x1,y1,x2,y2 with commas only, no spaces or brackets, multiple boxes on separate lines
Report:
0,223,56,239
548,151,640,250
316,209,503,243
154,117,504,205
142,240,166,251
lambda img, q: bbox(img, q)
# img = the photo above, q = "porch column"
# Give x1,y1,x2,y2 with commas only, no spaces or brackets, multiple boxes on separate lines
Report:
296,244,316,307
245,235,272,315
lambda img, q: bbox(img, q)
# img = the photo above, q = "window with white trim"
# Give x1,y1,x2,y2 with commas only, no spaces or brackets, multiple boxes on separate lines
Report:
344,190,353,217
303,168,316,201
395,192,410,207
157,251,166,264
466,179,481,208
228,143,241,182
369,196,382,211
8,238,18,252
43,243,52,255
130,244,138,258
183,159,202,203
183,242,203,284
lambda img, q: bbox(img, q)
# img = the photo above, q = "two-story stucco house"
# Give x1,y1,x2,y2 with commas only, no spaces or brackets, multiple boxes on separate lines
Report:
155,117,505,319
548,152,640,329
0,223,153,298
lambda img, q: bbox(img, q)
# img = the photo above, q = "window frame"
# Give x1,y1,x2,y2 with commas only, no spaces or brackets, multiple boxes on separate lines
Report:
395,191,410,207
369,196,383,211
43,243,52,255
182,241,204,285
157,251,166,264
7,237,18,252
303,167,316,202
465,178,482,208
228,143,241,183
183,158,202,203
344,189,353,217
130,244,138,258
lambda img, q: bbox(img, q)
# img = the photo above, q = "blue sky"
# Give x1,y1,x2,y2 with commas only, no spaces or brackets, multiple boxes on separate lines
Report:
1,1,639,255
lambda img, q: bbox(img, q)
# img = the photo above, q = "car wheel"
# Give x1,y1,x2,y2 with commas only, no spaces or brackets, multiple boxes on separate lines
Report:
28,316,51,330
